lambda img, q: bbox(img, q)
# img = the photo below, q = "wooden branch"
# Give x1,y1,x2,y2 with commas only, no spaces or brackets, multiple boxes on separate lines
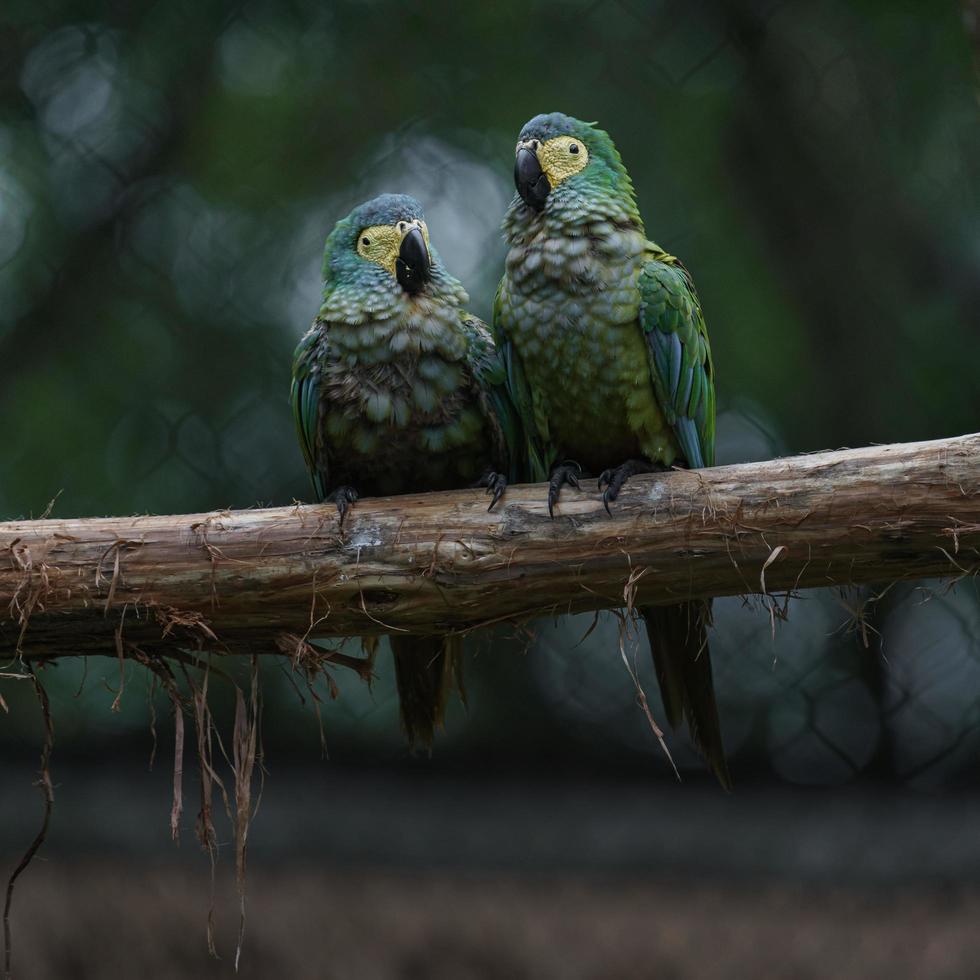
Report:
2,434,978,660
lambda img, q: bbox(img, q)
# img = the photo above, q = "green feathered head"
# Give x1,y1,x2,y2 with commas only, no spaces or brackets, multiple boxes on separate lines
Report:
320,193,465,310
510,113,640,226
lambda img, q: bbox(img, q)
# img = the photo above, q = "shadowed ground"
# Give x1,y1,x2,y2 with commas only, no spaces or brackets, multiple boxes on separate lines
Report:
6,864,980,979
4,766,980,978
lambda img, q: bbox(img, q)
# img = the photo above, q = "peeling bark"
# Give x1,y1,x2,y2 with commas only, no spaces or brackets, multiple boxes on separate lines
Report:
2,434,978,659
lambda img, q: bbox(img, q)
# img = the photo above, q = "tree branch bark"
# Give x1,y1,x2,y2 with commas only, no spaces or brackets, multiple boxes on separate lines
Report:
2,434,978,660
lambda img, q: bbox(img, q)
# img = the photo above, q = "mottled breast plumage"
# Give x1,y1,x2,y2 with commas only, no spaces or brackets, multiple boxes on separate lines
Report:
292,195,513,502
496,216,680,472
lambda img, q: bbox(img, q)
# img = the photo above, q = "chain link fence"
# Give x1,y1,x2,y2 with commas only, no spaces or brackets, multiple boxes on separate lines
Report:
1,0,978,789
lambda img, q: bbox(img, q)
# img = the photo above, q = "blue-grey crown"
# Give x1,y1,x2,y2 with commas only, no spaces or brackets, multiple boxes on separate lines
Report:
519,112,588,143
347,193,424,234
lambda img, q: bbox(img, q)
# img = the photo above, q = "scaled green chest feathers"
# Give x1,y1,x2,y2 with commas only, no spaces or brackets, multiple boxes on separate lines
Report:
496,215,680,472
303,297,492,497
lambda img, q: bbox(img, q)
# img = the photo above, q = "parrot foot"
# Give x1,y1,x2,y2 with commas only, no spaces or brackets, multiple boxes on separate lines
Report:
597,459,661,515
547,460,582,518
329,485,359,524
475,470,508,511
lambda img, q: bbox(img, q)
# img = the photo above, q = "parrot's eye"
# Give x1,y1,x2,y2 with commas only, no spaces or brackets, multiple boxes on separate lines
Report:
569,144,579,154
362,237,370,246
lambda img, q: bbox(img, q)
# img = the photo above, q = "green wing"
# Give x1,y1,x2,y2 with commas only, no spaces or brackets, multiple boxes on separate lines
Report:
491,278,551,483
290,325,328,502
638,249,715,469
460,312,525,484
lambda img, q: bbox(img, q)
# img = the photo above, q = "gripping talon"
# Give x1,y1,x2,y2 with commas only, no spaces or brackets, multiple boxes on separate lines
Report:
476,471,508,512
330,485,359,525
487,473,507,512
547,461,583,518
595,459,661,515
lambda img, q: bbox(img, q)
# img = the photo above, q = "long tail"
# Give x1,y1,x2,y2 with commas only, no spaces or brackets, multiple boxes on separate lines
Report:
390,634,465,751
641,601,731,789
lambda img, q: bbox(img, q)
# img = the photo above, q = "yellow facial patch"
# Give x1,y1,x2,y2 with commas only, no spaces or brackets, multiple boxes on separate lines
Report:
538,135,589,186
356,220,430,275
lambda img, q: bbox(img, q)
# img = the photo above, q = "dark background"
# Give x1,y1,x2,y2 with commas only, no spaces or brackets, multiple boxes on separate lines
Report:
1,1,979,977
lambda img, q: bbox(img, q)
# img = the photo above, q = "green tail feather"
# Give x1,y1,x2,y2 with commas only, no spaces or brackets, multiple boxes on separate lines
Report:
641,601,731,790
391,634,465,751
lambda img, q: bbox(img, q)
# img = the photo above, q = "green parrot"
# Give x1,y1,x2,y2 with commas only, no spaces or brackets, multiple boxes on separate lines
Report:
493,113,730,788
291,193,518,749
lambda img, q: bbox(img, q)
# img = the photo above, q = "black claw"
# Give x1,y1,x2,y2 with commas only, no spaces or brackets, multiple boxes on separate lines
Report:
600,468,626,514
330,485,359,524
595,459,659,516
597,470,618,514
546,461,583,518
475,471,508,512
486,473,507,512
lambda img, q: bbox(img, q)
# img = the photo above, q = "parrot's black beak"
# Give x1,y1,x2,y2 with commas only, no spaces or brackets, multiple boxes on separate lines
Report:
515,146,550,211
396,226,431,294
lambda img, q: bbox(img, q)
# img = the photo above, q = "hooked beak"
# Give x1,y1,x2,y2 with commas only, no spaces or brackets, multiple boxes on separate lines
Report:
396,226,431,294
515,146,550,211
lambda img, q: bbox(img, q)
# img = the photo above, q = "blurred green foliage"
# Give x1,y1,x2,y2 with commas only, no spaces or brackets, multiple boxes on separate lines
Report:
1,0,978,786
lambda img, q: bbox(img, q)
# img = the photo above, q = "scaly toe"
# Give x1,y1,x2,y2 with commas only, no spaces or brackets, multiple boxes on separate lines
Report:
546,462,583,518
332,486,359,524
547,486,560,519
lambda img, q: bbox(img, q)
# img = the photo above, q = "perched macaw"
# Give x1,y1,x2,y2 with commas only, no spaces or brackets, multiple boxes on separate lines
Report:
291,193,518,749
493,113,730,787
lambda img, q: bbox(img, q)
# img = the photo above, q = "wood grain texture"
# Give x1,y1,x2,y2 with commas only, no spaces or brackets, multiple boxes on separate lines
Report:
2,434,978,659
